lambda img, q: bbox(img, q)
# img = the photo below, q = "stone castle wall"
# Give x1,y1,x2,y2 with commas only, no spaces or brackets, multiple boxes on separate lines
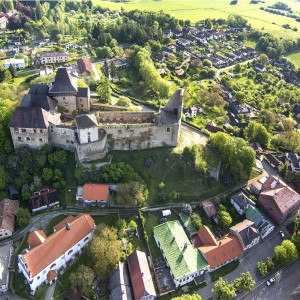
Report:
53,94,77,115
49,125,76,151
97,111,155,124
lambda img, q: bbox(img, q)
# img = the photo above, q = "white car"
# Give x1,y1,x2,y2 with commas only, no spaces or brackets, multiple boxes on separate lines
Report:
266,277,276,286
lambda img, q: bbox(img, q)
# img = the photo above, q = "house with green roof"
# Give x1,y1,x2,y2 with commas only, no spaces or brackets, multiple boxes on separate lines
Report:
179,213,198,238
245,204,275,239
153,220,209,288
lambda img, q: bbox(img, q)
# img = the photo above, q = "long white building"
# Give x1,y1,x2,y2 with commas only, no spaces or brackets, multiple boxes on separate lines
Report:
18,214,95,294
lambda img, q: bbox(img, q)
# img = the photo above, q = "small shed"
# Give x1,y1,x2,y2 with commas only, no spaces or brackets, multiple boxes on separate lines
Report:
162,210,171,217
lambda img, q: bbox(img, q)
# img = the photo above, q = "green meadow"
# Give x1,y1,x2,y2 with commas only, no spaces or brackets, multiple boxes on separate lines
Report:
93,0,300,40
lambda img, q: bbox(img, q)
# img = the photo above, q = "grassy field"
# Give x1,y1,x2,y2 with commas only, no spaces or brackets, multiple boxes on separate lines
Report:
94,0,300,40
287,50,300,68
210,260,240,282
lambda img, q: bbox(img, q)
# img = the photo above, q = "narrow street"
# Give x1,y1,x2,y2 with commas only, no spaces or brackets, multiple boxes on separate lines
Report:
83,48,101,80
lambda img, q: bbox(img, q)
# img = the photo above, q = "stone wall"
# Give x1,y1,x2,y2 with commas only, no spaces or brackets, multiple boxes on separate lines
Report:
49,125,76,151
76,96,90,112
53,94,77,115
98,111,155,124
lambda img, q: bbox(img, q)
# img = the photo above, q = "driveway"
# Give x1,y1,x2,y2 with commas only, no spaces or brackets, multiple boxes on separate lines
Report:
83,48,101,80
197,228,284,300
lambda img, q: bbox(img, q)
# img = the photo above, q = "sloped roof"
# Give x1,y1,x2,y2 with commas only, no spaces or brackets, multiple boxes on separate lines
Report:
0,199,19,233
76,114,98,130
30,95,58,113
202,200,217,218
49,68,77,94
127,250,156,300
231,193,250,212
29,84,49,96
179,213,197,237
23,214,94,277
82,183,109,202
230,220,260,248
53,215,75,232
47,270,57,281
40,51,68,58
29,189,59,211
153,221,208,280
262,175,285,191
77,58,92,74
198,225,243,269
8,107,49,129
77,87,89,98
28,230,47,249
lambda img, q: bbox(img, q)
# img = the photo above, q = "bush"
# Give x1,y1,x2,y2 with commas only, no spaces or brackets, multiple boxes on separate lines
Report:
257,261,268,276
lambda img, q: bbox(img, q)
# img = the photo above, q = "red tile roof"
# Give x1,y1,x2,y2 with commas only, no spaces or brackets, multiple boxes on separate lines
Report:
262,175,285,191
82,183,109,202
47,270,57,281
127,250,156,300
198,226,243,269
28,230,47,249
0,199,19,233
24,214,94,277
53,215,75,232
77,58,92,74
202,200,217,218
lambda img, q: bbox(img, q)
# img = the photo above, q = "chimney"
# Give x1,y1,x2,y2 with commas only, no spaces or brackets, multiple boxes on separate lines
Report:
66,222,70,230
219,241,222,246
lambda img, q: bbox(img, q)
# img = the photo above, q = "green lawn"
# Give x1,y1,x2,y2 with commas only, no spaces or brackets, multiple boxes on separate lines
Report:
143,210,179,259
287,51,300,68
210,260,240,282
44,215,67,236
93,0,300,40
203,146,220,169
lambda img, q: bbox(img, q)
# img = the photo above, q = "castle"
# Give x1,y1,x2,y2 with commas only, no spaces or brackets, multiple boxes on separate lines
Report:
9,68,184,162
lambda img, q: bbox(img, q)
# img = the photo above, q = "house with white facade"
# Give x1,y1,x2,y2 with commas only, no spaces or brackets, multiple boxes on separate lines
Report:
18,214,95,294
154,221,209,288
286,152,300,173
0,199,19,240
75,114,98,144
76,183,110,205
4,58,25,69
231,193,251,215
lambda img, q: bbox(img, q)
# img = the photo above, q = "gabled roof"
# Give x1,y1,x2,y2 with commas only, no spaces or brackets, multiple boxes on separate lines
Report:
230,220,260,249
49,68,77,94
82,183,109,202
23,214,94,277
202,200,217,218
231,193,250,212
28,230,47,249
29,84,49,96
77,87,89,98
127,250,156,300
40,51,68,58
262,175,285,191
29,189,59,211
76,114,98,130
153,221,208,280
53,215,75,232
179,213,198,237
8,107,49,129
29,95,57,113
197,226,243,269
0,199,19,233
77,58,92,74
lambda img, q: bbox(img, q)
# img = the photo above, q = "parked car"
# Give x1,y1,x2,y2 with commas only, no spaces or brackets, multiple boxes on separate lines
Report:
266,277,276,286
279,230,285,239
158,218,167,224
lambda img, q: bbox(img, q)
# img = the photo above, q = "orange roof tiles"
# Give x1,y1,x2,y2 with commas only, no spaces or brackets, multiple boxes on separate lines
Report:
47,270,57,281
28,230,47,249
53,215,75,232
24,214,94,277
82,183,109,202
0,199,19,233
198,226,243,269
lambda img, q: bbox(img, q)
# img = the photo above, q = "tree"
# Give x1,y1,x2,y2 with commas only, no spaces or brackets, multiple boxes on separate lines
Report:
235,91,246,104
116,219,127,235
212,277,236,300
234,63,241,73
97,76,111,103
257,261,268,276
89,224,122,279
103,59,109,77
245,121,270,148
48,150,67,165
203,59,212,67
217,211,232,229
259,54,269,65
8,64,16,78
109,61,118,79
129,220,137,231
266,257,274,272
96,46,113,59
17,208,31,228
191,213,202,230
275,240,298,265
179,50,185,63
70,265,95,296
234,272,255,292
115,181,147,206
42,168,53,183
117,96,131,107
0,165,8,190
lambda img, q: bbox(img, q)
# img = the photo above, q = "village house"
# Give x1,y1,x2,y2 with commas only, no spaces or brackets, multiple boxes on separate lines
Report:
151,52,164,63
265,153,282,170
0,241,12,294
177,38,190,47
29,188,59,213
39,65,53,76
18,214,95,295
202,200,217,219
77,57,92,74
205,122,225,133
254,63,266,73
76,183,110,205
4,58,25,69
231,193,251,215
0,199,19,240
0,16,7,29
127,250,156,300
258,180,300,224
229,220,260,251
286,152,300,173
154,221,209,287
197,225,243,271
39,52,69,64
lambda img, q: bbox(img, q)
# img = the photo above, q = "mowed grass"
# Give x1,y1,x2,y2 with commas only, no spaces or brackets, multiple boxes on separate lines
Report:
93,0,300,39
287,51,300,68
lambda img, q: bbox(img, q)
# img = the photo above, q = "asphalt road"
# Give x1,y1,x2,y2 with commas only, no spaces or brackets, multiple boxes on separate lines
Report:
242,258,300,300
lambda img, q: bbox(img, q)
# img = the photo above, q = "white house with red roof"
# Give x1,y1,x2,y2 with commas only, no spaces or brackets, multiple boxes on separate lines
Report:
18,214,95,294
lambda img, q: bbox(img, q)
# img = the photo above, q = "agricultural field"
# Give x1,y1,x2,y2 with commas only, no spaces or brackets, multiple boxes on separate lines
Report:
94,0,300,40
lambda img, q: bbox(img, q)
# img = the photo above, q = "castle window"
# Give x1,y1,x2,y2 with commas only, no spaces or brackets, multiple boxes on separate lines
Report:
14,128,18,133
66,140,69,143
50,263,56,269
34,129,37,133
22,129,26,133
71,141,74,144
18,137,21,141
68,250,73,255
65,109,69,113
88,132,90,136
167,128,170,132
80,99,82,102
40,129,43,133
26,137,30,141
63,97,65,100
39,139,43,142
81,105,83,108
